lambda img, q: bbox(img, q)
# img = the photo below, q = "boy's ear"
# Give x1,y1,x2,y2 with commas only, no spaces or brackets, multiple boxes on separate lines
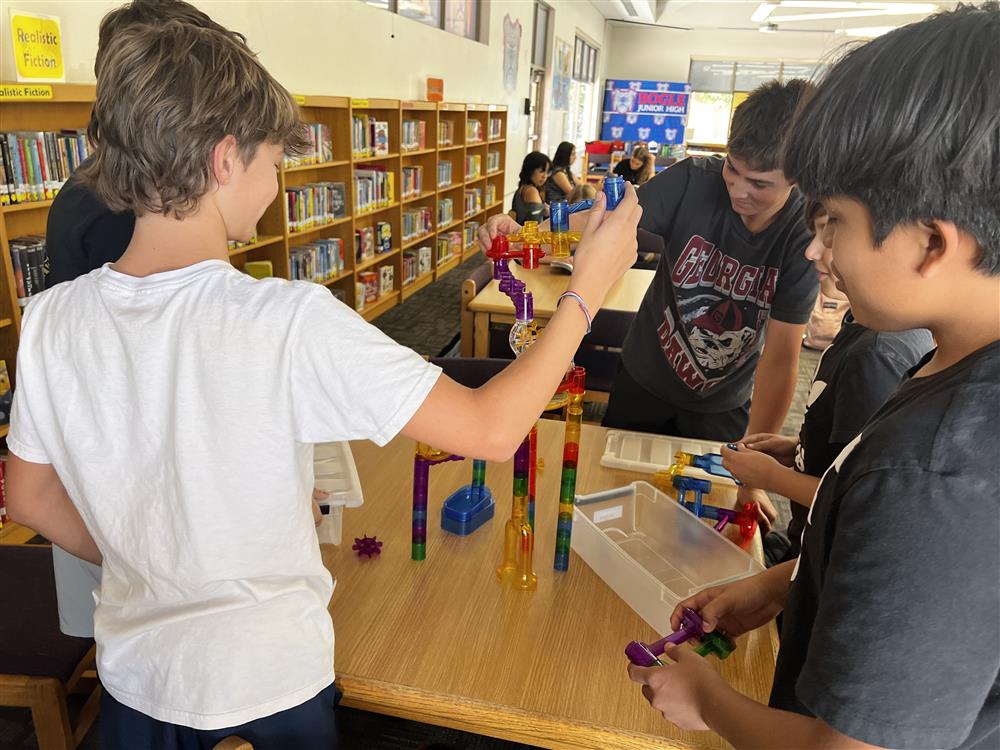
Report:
210,135,240,187
915,219,961,279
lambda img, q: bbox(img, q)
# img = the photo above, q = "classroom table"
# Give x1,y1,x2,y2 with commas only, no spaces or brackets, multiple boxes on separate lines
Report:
466,264,654,357
325,421,779,750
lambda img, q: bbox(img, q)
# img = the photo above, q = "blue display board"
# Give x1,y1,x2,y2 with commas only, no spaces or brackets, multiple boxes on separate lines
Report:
600,79,691,145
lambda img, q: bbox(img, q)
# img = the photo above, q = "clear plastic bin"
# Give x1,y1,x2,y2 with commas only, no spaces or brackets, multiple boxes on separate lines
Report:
573,481,762,635
601,430,737,487
313,442,364,545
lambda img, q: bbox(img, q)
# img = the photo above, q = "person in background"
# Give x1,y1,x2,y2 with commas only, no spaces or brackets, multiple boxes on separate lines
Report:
614,145,655,186
510,151,551,224
567,183,597,204
724,200,932,565
544,141,578,203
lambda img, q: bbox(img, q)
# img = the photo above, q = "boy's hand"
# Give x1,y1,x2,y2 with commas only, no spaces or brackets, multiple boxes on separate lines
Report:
312,488,329,527
741,432,798,466
738,485,777,533
721,443,780,489
627,645,721,731
479,214,522,252
567,186,640,315
669,571,784,637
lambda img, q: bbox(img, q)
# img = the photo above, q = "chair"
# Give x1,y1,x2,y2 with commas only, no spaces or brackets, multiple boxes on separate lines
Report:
573,308,635,403
0,546,100,750
459,262,495,357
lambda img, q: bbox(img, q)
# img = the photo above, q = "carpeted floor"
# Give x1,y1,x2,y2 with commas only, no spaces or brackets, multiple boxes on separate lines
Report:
0,264,822,750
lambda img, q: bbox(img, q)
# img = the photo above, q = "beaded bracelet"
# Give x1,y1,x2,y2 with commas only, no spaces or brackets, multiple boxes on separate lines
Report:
557,291,592,334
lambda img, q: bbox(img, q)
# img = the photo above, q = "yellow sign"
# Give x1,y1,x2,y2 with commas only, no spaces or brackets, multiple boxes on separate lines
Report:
351,98,370,109
0,83,53,100
292,94,306,105
10,11,65,82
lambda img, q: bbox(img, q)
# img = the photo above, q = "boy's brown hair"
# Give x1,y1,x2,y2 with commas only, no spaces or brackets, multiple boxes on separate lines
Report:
77,21,307,219
727,79,816,173
94,0,246,76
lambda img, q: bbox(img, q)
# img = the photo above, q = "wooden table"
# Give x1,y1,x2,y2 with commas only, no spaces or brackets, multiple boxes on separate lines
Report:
326,422,778,749
466,264,654,357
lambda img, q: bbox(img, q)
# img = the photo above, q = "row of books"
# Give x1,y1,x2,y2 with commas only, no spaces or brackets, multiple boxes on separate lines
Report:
284,122,333,168
402,120,427,152
464,154,482,181
487,151,501,173
402,207,434,241
402,166,423,198
466,120,483,144
438,121,454,147
437,231,462,262
403,245,433,285
290,238,345,283
464,188,483,218
10,235,47,306
285,182,347,233
489,117,503,140
486,183,497,206
352,115,390,158
1,130,89,205
354,166,395,214
438,197,454,227
437,160,453,188
463,221,480,250
357,265,394,308
355,222,392,262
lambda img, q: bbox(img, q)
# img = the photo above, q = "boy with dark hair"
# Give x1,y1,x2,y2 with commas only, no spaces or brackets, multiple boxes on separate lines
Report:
628,5,999,748
5,18,641,747
724,201,932,565
601,79,818,447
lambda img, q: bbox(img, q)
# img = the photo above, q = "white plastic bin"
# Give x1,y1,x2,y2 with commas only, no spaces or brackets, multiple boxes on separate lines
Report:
573,481,762,635
601,429,737,487
313,442,364,545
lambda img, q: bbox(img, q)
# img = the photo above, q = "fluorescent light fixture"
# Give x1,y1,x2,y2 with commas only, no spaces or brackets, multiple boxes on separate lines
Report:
838,24,899,35
764,2,937,23
777,1,934,8
751,3,778,22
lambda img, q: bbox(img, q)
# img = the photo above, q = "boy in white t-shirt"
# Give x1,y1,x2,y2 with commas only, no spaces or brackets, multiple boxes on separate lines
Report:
4,20,640,749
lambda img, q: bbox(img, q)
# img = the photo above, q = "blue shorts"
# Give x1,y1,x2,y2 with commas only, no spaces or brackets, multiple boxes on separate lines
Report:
100,683,340,750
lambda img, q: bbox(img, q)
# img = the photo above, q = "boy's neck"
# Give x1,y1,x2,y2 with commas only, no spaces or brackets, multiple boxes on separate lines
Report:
919,280,1000,376
112,209,230,277
739,192,792,235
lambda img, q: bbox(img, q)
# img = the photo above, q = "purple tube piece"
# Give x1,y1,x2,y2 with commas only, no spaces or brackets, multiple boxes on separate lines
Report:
624,608,706,666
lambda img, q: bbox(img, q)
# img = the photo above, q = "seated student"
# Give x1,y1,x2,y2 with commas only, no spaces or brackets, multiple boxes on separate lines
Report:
510,151,551,224
544,141,578,203
568,182,597,204
614,145,654,186
628,5,999,749
4,20,642,748
724,200,932,565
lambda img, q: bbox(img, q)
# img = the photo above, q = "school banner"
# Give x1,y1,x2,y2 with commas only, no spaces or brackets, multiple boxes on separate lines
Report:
600,79,690,145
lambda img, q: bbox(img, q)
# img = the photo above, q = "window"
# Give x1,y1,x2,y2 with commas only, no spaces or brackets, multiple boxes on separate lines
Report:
532,2,551,68
686,58,828,145
573,36,597,83
364,0,481,42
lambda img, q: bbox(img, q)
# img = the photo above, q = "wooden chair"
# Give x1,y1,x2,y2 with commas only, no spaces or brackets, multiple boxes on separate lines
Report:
459,261,496,357
573,308,635,404
0,546,100,750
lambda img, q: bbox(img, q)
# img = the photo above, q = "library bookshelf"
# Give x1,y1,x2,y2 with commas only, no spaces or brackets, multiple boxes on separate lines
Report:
0,83,507,385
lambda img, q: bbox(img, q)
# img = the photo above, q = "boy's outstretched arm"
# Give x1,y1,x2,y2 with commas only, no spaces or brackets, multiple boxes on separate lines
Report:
745,318,805,436
406,189,641,461
6,454,103,565
628,653,885,750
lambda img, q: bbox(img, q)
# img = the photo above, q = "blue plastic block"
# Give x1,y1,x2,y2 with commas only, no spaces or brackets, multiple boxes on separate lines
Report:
441,485,495,535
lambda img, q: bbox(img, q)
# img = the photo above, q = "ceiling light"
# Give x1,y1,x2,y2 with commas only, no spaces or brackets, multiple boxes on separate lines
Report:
837,25,899,36
765,2,937,23
751,3,777,23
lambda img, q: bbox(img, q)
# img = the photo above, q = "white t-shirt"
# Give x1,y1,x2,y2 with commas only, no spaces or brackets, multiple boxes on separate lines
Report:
8,260,440,729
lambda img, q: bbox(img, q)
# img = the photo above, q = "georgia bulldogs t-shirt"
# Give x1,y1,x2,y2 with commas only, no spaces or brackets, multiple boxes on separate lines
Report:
622,156,818,412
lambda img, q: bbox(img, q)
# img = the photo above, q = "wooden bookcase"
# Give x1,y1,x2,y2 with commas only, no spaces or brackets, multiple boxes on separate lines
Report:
0,83,507,388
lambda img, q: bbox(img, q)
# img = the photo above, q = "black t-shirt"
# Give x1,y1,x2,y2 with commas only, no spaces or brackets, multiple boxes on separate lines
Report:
786,316,934,555
45,174,135,286
772,341,1000,749
613,158,642,185
622,156,818,411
